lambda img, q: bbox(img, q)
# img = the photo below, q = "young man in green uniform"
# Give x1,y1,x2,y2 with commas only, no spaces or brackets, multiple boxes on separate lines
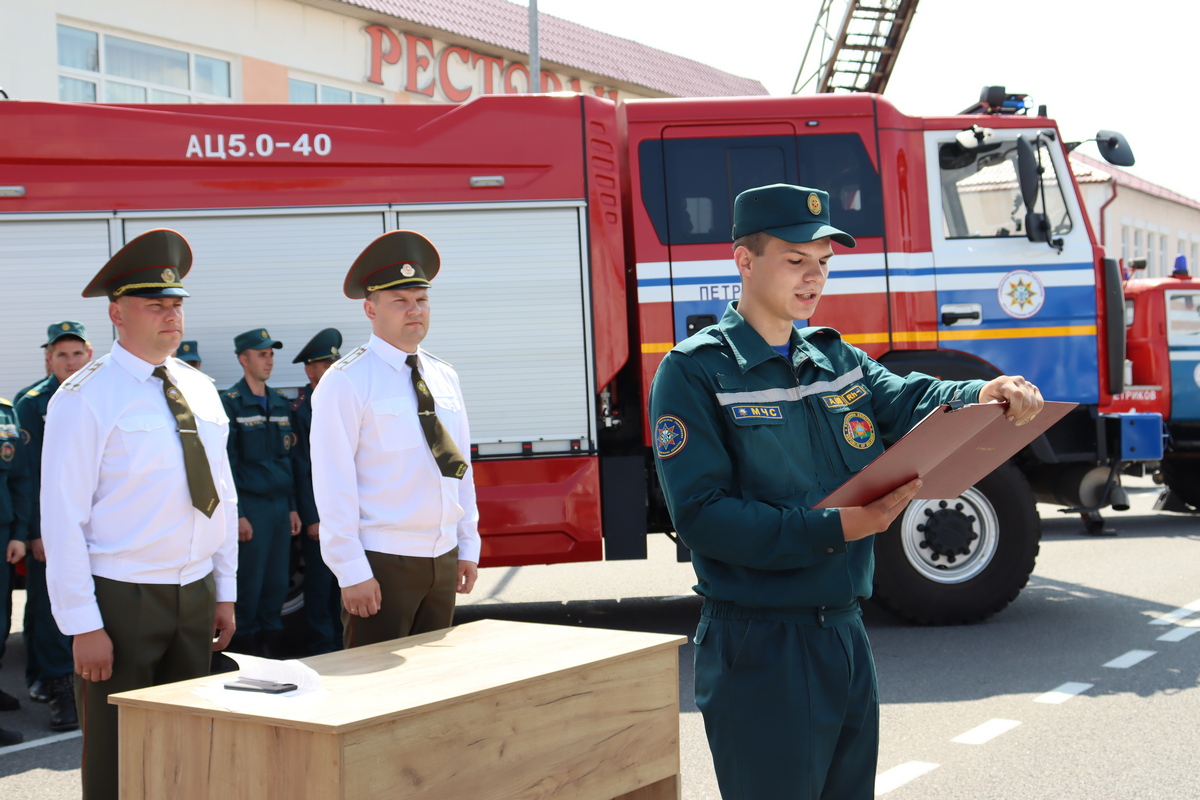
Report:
0,389,30,746
289,328,344,654
176,340,202,371
649,184,1043,799
15,321,92,732
223,329,300,656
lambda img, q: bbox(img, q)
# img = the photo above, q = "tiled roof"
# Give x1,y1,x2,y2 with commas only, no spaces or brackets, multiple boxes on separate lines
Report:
298,0,768,97
1070,151,1200,212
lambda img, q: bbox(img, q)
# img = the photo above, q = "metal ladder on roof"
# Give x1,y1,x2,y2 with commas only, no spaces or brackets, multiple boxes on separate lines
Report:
793,0,921,94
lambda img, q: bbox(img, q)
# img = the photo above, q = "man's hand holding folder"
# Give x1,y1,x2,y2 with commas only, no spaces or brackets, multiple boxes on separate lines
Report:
834,375,1051,540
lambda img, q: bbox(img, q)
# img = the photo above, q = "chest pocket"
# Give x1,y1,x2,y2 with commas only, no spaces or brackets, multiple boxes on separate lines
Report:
816,382,881,472
0,423,18,471
371,396,421,452
235,412,270,461
114,413,176,473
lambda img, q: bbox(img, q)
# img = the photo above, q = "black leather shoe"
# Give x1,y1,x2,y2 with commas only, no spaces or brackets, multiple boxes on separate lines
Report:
47,677,79,732
0,689,19,712
0,726,22,747
28,680,52,704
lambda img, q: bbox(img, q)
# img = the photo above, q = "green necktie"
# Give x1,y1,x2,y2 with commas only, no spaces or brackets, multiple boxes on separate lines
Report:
405,354,468,480
153,366,220,518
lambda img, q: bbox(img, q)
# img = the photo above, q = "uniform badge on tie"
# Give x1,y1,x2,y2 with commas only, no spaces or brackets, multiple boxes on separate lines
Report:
405,354,468,479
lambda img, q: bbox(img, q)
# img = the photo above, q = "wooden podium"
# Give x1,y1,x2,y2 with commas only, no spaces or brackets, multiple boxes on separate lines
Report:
110,619,686,799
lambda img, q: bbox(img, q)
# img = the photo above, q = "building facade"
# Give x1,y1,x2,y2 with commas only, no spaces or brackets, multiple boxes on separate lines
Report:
0,0,766,107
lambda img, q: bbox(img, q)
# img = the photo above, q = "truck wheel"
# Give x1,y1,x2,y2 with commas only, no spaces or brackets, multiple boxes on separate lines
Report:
1162,457,1200,508
872,461,1040,625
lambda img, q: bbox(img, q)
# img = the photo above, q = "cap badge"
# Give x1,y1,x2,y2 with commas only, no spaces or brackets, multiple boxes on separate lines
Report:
261,330,268,339
182,344,190,352
807,193,822,216
401,265,416,278
61,323,70,331
332,347,339,356
162,269,175,282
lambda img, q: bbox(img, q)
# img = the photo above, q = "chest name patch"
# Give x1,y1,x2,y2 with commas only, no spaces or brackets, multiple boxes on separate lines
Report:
729,404,784,421
654,414,688,459
843,411,876,449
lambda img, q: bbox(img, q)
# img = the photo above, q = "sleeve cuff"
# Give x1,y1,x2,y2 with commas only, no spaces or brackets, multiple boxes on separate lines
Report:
333,555,376,589
811,509,847,558
10,523,27,543
56,604,106,637
215,576,238,604
456,536,481,564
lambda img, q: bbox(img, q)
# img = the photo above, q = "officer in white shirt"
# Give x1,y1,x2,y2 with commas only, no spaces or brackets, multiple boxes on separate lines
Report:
40,229,239,800
311,230,479,649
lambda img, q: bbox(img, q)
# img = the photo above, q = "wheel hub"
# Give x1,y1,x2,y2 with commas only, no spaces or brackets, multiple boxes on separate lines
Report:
917,501,979,564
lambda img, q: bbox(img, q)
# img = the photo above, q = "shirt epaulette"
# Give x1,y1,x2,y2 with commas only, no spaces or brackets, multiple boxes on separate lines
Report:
225,390,240,399
273,389,288,399
420,349,453,367
332,345,369,370
800,326,843,340
61,360,105,391
0,398,10,407
24,389,40,397
172,357,215,381
672,328,726,356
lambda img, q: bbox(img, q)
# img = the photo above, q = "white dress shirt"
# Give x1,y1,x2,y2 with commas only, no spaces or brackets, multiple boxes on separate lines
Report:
41,341,239,635
311,334,480,588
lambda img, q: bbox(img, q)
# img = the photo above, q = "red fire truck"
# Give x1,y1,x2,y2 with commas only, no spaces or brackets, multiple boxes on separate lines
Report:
0,91,1159,624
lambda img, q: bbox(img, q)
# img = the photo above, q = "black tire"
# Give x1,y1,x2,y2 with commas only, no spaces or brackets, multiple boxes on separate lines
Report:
872,461,1040,625
1162,456,1200,508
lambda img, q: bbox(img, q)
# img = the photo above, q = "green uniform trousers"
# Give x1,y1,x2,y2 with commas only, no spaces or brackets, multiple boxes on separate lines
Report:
343,547,458,649
231,493,291,648
694,600,878,800
24,555,74,684
76,574,215,800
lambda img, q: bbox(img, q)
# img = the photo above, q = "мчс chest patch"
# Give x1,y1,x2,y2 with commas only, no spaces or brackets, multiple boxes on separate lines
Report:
654,414,688,459
728,404,785,423
843,411,876,449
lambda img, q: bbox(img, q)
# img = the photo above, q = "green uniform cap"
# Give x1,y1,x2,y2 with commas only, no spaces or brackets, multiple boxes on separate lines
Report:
43,320,88,348
732,184,856,248
234,328,283,355
177,340,202,364
343,230,440,299
292,328,343,364
82,228,193,300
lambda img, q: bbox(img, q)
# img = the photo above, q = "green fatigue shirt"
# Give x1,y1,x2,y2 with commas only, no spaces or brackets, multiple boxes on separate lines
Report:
648,302,985,611
14,375,60,541
290,384,318,528
221,378,296,509
0,398,31,545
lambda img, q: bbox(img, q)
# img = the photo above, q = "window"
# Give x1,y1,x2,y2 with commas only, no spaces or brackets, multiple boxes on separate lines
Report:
1134,229,1143,259
638,133,883,246
1161,235,1169,275
1121,226,1130,261
939,138,1072,239
1166,292,1200,345
289,78,384,104
56,24,231,103
1148,233,1156,275
1192,243,1199,275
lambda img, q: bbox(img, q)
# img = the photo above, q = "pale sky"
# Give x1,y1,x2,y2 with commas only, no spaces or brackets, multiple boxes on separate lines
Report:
528,0,1199,202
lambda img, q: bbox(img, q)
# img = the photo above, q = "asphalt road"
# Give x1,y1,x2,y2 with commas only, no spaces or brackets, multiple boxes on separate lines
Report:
2,475,1199,798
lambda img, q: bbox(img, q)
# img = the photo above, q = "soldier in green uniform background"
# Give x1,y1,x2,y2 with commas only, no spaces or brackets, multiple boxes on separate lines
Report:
0,390,30,746
176,340,202,371
290,328,344,654
223,329,300,656
14,321,91,733
649,184,1043,800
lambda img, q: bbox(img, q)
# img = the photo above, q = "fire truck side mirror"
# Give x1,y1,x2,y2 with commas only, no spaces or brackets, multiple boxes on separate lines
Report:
1015,136,1040,212
1095,130,1135,167
1128,257,1148,271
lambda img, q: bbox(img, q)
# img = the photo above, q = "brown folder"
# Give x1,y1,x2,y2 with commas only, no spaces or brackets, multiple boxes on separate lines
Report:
813,400,1076,509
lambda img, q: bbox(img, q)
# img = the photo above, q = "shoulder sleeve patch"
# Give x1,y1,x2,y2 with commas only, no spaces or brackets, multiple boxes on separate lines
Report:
60,360,105,391
20,428,30,446
653,414,688,459
332,345,369,370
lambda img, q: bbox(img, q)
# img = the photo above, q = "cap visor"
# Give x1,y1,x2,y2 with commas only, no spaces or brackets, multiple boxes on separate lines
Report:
120,287,191,298
763,222,856,249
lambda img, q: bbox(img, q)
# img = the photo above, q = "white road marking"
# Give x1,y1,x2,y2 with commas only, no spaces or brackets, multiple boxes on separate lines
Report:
1103,649,1156,668
875,761,940,795
0,730,81,756
1149,598,1200,625
1034,682,1094,704
952,718,1022,745
1157,626,1200,642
